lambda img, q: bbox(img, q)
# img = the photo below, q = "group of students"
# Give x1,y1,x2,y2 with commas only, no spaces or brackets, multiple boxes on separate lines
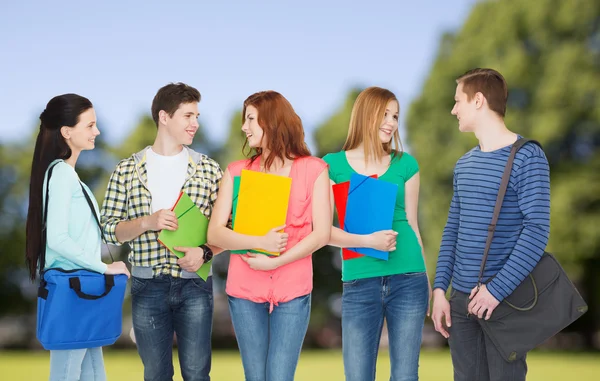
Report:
25,67,550,381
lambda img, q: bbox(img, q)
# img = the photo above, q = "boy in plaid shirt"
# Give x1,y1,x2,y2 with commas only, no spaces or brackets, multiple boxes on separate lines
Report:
101,83,223,381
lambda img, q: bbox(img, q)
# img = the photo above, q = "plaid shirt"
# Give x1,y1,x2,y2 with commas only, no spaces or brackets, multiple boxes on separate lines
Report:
100,146,223,278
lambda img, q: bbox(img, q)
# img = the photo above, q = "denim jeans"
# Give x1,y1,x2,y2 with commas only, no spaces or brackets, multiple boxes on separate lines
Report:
228,293,311,381
342,273,429,381
448,290,528,381
49,347,106,381
131,275,213,381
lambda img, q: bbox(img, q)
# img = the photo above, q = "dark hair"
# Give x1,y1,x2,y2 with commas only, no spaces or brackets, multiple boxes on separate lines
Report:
151,82,201,126
456,68,508,118
25,94,93,281
242,91,311,171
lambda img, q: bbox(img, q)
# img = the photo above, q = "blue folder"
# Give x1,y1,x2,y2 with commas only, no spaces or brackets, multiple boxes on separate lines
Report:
344,173,398,260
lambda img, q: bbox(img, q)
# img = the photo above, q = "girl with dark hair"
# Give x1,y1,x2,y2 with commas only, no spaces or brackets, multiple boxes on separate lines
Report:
25,94,129,381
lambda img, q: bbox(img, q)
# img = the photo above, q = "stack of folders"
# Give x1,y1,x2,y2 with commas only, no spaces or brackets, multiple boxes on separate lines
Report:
157,192,212,280
332,173,398,261
231,169,292,256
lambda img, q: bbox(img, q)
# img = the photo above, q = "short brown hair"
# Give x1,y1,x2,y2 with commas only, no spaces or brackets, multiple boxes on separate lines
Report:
242,91,311,171
151,82,201,126
456,68,508,118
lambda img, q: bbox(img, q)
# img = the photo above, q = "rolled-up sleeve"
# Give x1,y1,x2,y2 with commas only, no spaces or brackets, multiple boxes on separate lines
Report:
100,163,128,245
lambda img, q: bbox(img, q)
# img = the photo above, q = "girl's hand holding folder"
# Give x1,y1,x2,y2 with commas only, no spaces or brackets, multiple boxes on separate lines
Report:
259,225,288,253
241,253,281,271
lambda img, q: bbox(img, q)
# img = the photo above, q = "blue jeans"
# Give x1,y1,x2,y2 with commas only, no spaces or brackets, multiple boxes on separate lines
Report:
228,294,311,381
49,347,106,381
342,273,429,381
131,275,213,381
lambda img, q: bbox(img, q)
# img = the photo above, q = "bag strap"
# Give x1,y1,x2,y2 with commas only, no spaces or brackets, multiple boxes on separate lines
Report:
69,274,115,300
40,162,114,278
477,138,543,287
79,182,115,263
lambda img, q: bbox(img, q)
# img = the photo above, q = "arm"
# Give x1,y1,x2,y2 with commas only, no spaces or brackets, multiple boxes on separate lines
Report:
431,169,459,337
101,163,177,243
243,168,332,270
485,154,551,302
100,162,137,245
115,219,148,243
328,180,396,251
406,172,433,314
206,167,267,251
272,169,332,267
433,169,460,292
206,164,225,255
405,173,427,270
47,165,107,274
328,180,373,248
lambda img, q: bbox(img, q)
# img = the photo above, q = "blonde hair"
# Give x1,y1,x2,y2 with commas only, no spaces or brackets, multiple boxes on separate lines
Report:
342,86,403,164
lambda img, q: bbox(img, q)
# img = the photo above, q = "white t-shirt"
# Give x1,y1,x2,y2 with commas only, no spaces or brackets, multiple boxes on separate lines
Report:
146,147,189,213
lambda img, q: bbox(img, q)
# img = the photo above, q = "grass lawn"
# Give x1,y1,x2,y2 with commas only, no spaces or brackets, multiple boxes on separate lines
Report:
1,349,598,380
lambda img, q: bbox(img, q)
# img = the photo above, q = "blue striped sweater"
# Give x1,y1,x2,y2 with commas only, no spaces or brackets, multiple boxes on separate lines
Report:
433,141,551,302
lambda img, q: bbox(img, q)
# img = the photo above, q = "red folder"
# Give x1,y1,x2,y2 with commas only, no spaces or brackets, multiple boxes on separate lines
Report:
332,175,377,260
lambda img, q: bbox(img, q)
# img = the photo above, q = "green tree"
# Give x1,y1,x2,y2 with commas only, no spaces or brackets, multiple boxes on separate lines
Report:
406,0,600,347
313,88,362,157
0,142,30,315
213,109,246,168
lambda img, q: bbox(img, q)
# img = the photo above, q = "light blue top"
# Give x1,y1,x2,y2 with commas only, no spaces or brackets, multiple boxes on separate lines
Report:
42,160,107,273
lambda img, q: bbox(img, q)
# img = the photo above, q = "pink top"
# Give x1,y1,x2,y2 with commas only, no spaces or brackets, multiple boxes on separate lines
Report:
225,155,328,312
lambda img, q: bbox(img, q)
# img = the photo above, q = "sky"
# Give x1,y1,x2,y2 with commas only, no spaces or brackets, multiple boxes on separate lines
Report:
0,0,478,151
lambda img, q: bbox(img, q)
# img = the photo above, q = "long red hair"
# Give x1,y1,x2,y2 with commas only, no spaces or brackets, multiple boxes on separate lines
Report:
242,91,311,170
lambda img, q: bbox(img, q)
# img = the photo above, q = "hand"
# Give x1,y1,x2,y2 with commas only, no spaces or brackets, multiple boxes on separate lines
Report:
241,253,280,271
174,246,205,272
105,261,130,278
431,289,451,339
259,225,288,253
143,209,178,232
467,284,500,320
366,230,397,252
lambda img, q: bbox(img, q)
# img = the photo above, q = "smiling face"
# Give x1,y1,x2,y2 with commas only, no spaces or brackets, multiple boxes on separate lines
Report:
241,105,265,149
162,102,200,145
451,82,479,133
61,108,100,152
378,100,399,144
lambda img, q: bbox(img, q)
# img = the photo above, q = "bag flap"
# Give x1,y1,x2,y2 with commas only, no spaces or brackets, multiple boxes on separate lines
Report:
503,253,559,308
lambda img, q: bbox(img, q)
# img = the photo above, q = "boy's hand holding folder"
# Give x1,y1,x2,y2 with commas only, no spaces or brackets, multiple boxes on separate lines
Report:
157,192,212,281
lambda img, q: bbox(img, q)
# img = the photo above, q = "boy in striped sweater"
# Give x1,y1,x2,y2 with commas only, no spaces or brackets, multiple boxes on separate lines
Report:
431,68,551,381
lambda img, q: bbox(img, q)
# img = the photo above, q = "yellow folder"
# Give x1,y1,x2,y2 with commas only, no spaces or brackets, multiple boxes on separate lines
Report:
233,169,292,256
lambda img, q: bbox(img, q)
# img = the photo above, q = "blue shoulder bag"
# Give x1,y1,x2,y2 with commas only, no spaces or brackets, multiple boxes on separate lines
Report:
37,163,128,350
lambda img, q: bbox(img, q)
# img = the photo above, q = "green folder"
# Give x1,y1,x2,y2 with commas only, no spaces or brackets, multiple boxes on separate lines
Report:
158,192,212,280
230,176,262,255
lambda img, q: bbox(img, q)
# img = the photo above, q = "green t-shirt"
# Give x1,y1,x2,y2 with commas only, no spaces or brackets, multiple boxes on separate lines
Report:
323,151,426,281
